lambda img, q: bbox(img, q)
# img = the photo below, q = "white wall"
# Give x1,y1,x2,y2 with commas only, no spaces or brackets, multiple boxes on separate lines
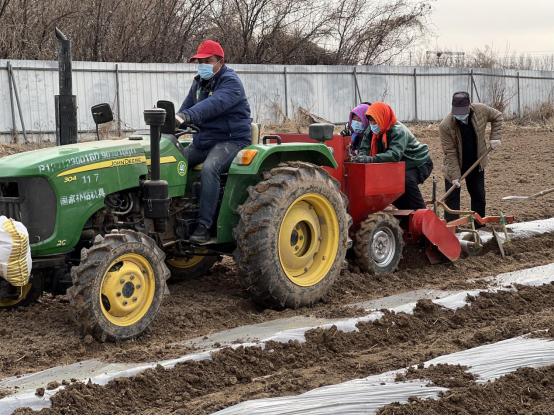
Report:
1,60,553,142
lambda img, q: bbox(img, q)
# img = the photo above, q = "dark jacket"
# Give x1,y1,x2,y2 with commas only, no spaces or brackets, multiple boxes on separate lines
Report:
359,122,430,170
179,65,252,150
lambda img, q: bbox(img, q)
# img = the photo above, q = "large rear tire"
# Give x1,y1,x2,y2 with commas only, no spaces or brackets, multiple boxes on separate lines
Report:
67,230,170,342
234,162,349,308
353,212,404,274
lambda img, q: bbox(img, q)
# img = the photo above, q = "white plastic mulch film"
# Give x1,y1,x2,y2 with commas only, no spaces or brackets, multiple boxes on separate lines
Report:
0,215,32,286
216,336,554,415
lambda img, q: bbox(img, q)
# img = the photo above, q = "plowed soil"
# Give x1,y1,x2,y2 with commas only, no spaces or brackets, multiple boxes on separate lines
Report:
380,365,554,414
394,363,476,388
17,283,554,414
1,124,553,414
1,232,553,381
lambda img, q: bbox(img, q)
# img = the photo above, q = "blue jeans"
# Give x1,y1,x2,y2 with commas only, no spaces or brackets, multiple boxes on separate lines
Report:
182,141,245,229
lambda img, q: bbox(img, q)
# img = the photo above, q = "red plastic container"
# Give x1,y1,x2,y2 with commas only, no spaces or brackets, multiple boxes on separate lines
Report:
278,133,348,188
345,162,405,224
278,134,405,224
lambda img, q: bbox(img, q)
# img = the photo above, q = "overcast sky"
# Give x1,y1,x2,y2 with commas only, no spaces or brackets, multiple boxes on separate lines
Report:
427,0,554,55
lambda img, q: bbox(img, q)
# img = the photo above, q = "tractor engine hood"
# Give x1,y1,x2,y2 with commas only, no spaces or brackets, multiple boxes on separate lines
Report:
0,139,148,179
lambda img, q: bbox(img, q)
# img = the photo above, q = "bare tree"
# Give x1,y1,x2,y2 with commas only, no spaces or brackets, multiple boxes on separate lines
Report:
0,0,431,65
325,0,431,65
206,0,332,64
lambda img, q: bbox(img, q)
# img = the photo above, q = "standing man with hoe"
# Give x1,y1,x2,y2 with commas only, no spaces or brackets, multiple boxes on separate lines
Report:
439,92,503,221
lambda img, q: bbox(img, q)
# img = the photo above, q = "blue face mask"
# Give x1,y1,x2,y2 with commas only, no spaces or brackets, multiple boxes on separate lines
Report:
370,123,380,135
350,120,365,133
197,63,217,80
454,114,469,124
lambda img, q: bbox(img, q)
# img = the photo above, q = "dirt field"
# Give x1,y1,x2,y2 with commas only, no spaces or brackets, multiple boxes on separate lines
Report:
16,283,554,414
1,124,553,414
380,364,554,414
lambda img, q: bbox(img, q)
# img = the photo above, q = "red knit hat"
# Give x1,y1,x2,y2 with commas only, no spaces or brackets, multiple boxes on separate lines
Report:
189,40,224,62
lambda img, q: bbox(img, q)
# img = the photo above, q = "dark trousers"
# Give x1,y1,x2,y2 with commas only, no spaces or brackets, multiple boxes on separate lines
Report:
444,169,486,222
393,158,433,210
182,141,245,229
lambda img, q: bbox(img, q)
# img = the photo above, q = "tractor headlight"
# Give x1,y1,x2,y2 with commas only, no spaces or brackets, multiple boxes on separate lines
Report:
233,149,258,166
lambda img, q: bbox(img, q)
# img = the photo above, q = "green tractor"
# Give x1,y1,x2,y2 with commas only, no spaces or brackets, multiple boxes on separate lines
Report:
0,102,349,341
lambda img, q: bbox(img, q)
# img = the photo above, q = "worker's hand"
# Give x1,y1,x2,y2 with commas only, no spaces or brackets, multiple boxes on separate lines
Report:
175,112,191,127
490,139,501,150
452,179,461,188
351,154,374,163
340,124,351,137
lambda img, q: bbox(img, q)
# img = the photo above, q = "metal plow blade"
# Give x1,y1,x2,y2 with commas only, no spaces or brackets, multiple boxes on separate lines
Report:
410,209,461,263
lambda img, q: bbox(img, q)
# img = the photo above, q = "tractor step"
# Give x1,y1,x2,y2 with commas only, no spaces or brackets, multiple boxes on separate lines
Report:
188,238,218,246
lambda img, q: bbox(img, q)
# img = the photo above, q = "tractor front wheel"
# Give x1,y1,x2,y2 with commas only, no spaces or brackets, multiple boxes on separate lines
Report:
353,212,404,274
68,230,170,342
234,162,349,309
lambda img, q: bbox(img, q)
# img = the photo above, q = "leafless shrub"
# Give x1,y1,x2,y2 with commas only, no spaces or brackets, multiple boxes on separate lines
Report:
487,78,516,113
519,100,554,125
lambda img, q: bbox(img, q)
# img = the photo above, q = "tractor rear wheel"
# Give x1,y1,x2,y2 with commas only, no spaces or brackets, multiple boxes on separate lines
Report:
68,230,170,342
166,252,220,281
234,162,349,308
353,212,404,274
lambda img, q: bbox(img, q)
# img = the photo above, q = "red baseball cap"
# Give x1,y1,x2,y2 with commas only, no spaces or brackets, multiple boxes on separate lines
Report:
189,40,224,62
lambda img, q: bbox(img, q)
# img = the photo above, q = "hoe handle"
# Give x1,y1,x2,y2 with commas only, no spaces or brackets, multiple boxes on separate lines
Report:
532,188,554,198
439,147,493,203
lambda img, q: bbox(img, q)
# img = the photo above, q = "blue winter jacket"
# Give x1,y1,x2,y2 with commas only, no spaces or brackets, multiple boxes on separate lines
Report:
178,65,252,150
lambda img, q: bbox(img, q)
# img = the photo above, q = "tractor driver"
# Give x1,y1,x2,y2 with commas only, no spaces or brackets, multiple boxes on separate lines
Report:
175,40,252,244
351,102,433,210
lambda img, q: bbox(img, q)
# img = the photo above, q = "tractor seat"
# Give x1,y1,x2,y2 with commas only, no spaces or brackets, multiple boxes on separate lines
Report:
192,123,260,171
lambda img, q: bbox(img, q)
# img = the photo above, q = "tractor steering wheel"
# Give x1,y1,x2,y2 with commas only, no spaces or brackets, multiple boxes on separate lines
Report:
175,124,200,138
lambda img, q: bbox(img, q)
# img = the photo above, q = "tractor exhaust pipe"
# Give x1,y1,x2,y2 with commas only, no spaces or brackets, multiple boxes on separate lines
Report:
143,109,169,233
54,27,77,145
144,109,165,180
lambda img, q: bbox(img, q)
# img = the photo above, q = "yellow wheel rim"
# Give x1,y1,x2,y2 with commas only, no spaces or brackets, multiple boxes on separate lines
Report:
0,283,32,308
167,255,204,269
100,253,155,327
278,193,339,287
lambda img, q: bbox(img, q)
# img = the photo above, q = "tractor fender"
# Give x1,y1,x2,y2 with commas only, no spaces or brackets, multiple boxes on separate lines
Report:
228,143,336,176
216,144,337,244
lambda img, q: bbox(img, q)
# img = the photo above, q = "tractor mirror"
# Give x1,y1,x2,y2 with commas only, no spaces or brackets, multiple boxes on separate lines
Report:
156,100,176,134
91,103,113,125
309,123,334,142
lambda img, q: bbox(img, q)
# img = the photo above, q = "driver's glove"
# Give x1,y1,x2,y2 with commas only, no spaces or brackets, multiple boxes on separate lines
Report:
175,112,192,127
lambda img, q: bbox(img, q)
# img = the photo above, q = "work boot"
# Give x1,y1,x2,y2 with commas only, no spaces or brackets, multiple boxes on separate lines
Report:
190,224,211,244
